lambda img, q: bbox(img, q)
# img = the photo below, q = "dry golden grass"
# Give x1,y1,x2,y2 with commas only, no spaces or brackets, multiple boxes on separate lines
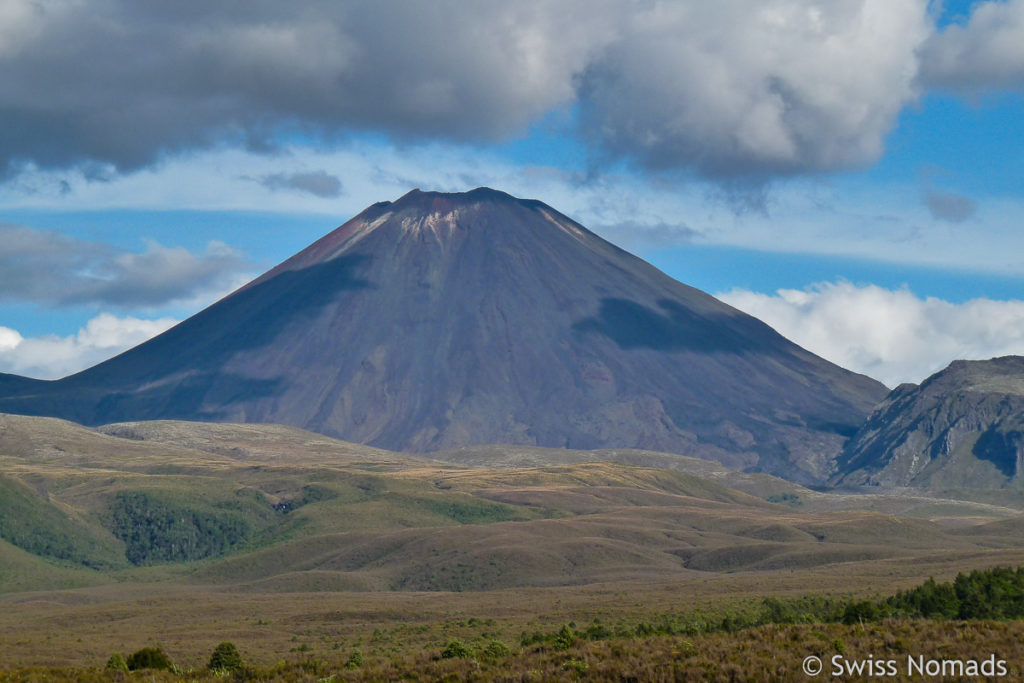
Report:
7,550,1024,673
3,618,1024,681
5,414,1024,679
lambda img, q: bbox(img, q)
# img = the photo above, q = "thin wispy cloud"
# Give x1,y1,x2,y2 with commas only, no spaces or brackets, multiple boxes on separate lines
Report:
592,221,700,249
924,189,977,223
256,171,344,198
0,225,250,308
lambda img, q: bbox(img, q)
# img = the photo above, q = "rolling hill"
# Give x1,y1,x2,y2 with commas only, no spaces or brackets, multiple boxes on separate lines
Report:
2,413,1022,597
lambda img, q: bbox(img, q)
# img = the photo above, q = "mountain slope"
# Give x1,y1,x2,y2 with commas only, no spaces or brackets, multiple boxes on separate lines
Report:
0,188,886,483
833,356,1024,488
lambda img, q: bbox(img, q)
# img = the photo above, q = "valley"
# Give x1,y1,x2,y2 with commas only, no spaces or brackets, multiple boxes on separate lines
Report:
3,414,1024,678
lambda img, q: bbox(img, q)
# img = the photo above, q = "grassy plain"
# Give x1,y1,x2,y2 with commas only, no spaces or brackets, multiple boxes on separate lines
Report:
3,414,1024,679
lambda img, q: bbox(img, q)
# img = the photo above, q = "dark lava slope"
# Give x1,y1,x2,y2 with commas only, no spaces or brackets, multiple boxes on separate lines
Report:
0,188,886,483
834,356,1024,488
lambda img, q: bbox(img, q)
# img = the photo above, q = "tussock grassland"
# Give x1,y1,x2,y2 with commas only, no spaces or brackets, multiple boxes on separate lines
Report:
3,606,1024,680
5,415,1024,679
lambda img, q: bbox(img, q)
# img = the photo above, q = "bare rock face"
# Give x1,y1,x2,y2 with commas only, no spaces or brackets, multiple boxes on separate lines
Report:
0,188,886,484
833,357,1024,489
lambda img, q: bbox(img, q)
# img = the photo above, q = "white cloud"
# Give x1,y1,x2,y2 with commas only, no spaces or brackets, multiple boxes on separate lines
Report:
718,281,1024,387
0,326,22,351
0,314,178,380
577,0,931,176
919,0,1024,91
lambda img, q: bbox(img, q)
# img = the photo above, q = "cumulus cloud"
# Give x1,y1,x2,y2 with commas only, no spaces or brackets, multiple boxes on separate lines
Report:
718,281,1024,387
919,0,1024,91
0,225,249,308
0,0,935,182
0,0,618,176
0,314,178,380
257,171,343,198
578,0,931,177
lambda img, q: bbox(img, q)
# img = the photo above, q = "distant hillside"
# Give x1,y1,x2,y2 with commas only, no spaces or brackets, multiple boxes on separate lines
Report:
3,413,1023,596
833,356,1024,489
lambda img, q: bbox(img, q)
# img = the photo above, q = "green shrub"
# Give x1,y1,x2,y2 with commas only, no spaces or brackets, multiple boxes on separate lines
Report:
520,630,546,647
208,641,243,672
104,653,128,671
440,639,473,659
479,639,511,661
344,649,365,669
553,624,576,650
842,600,880,625
126,646,173,671
583,621,613,640
563,657,589,674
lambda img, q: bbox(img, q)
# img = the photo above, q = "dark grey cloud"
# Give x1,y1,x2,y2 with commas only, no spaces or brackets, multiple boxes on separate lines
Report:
0,225,250,307
0,0,612,176
258,171,343,198
0,0,935,182
925,189,978,223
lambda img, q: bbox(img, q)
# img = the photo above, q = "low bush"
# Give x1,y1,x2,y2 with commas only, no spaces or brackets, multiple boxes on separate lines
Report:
479,639,511,661
208,641,243,672
344,649,365,669
104,653,128,671
440,639,472,659
126,646,173,671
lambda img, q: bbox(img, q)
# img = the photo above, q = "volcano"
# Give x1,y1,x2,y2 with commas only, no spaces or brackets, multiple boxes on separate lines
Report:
0,188,885,483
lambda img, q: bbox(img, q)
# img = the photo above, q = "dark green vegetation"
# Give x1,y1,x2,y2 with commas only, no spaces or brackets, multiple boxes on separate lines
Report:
207,642,243,672
888,567,1024,620
516,567,1024,642
0,473,124,569
108,490,262,565
124,647,173,671
102,653,126,672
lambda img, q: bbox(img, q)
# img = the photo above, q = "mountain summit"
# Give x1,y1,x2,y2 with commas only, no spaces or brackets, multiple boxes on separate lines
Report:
0,188,885,483
834,356,1024,488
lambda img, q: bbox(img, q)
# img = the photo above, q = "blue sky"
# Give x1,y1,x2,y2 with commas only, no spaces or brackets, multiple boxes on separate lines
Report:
2,0,1024,386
